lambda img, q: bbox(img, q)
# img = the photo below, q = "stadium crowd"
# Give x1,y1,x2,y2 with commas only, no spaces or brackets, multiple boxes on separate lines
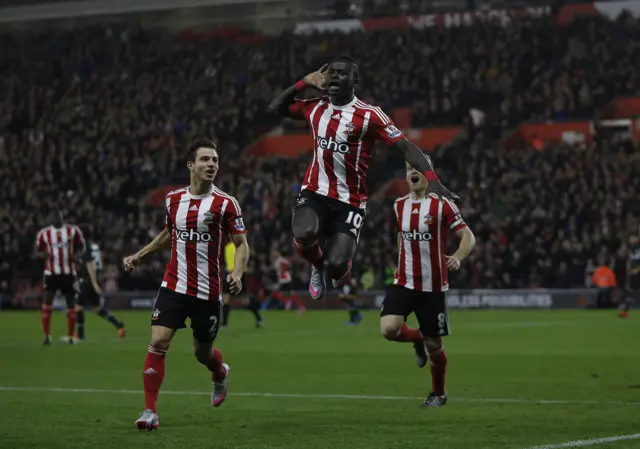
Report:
1,10,639,301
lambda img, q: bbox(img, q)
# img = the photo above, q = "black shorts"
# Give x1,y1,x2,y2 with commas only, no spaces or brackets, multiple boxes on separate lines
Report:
295,190,366,241
77,278,103,308
151,287,222,342
381,285,450,337
43,274,79,297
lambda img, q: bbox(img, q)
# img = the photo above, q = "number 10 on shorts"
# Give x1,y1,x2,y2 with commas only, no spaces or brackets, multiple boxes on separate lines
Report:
345,211,363,229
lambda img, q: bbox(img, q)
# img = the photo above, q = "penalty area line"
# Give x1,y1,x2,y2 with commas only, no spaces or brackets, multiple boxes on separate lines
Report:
525,433,640,449
0,387,639,407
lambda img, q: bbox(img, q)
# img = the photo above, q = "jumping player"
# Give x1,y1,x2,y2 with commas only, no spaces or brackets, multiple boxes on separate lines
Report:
35,212,85,345
122,137,249,431
380,163,475,407
74,228,125,341
269,56,457,300
271,250,305,312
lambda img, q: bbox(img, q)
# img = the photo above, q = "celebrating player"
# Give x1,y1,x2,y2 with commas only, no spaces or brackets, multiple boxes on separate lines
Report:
35,212,85,345
269,55,457,300
74,228,125,341
122,137,249,431
380,163,475,407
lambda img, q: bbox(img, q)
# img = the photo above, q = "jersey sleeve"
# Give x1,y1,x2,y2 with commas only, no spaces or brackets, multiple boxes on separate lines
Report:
369,109,405,146
394,200,403,232
224,197,246,235
35,230,45,251
443,199,467,232
164,195,173,231
287,97,320,120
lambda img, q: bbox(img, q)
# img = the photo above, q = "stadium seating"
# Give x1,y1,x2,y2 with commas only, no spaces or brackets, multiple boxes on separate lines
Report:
1,8,639,302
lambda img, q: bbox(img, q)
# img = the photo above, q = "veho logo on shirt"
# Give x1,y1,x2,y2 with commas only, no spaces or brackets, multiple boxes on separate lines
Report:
316,136,350,154
176,229,213,243
402,229,433,241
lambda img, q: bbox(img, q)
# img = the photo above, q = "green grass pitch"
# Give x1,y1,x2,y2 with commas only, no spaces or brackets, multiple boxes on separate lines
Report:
0,309,639,449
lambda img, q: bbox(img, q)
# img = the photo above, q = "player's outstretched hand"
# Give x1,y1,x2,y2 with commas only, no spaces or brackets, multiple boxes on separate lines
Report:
428,180,459,201
303,64,328,90
227,272,243,295
445,255,461,271
123,254,141,272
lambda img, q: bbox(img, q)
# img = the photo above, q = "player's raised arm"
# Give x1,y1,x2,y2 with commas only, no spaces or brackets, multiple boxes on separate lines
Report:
268,65,327,119
367,107,458,201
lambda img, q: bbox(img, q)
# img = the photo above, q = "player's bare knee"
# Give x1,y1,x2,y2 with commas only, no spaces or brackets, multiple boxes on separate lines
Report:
380,317,402,340
425,337,443,354
150,326,174,351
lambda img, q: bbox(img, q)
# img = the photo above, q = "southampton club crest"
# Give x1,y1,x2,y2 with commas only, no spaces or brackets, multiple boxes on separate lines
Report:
203,211,214,224
343,122,355,136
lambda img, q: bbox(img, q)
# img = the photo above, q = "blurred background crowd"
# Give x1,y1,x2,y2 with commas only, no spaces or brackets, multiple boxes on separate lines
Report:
0,0,639,302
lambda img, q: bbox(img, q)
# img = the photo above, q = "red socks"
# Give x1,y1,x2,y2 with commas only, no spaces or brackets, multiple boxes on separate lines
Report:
272,291,304,309
41,304,52,336
40,306,77,338
388,323,423,342
289,293,304,309
143,345,167,412
66,309,76,338
203,348,226,381
429,349,448,395
293,238,324,269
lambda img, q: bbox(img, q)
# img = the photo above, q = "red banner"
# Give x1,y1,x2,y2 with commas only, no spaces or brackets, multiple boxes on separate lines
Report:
602,97,640,119
504,121,593,150
246,127,463,157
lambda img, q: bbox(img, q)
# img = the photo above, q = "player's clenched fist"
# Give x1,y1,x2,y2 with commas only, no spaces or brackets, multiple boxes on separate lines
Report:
123,253,141,272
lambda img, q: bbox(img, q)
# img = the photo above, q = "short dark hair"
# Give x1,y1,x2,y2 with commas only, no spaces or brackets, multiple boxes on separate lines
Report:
331,54,359,83
333,54,356,65
187,137,218,162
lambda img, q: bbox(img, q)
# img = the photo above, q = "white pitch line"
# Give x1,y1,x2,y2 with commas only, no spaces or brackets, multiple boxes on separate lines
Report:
0,386,638,407
526,433,640,449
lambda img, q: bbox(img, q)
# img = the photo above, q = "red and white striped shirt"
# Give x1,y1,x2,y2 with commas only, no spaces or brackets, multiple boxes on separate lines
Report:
393,194,467,292
161,185,245,301
289,95,404,209
274,256,292,284
36,225,85,276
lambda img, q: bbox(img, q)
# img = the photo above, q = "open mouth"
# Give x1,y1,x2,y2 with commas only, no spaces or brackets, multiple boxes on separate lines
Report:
328,80,340,93
206,169,215,177
410,176,420,183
